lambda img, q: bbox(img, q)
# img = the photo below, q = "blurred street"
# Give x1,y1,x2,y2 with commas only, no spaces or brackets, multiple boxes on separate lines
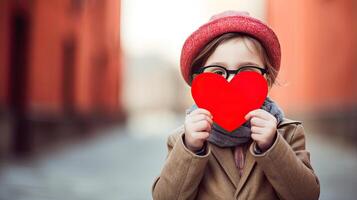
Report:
0,124,356,200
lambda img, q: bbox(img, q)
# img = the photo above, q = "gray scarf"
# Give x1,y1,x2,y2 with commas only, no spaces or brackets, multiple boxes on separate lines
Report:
186,97,284,148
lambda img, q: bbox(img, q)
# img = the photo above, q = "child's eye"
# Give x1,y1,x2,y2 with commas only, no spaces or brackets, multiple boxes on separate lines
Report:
240,67,257,72
212,70,226,76
202,66,227,77
239,66,264,74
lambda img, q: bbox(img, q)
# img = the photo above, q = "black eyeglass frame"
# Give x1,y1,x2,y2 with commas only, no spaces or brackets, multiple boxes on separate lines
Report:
194,65,268,80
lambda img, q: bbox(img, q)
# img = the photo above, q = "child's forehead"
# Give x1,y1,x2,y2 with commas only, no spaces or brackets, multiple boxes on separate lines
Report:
205,37,265,66
222,36,264,55
230,37,265,62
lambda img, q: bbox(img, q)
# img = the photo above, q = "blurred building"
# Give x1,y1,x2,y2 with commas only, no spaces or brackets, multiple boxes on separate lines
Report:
0,0,123,157
268,0,357,140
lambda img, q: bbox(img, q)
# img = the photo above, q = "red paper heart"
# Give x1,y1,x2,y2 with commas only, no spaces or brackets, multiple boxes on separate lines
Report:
191,72,268,132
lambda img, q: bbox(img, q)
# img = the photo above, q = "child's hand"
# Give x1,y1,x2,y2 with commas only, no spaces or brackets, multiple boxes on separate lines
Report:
184,108,213,152
245,109,278,152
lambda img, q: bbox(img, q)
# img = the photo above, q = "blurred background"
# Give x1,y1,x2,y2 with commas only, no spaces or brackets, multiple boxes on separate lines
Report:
0,0,356,199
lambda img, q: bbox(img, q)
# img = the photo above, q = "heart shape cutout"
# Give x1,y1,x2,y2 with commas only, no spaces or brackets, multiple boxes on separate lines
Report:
191,71,268,132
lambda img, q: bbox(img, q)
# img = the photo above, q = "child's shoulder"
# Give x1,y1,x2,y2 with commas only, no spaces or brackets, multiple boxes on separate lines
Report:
167,125,185,146
277,117,304,142
278,117,302,127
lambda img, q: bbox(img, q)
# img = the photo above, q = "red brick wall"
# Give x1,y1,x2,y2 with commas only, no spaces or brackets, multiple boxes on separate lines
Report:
0,0,122,116
267,0,357,114
0,1,11,106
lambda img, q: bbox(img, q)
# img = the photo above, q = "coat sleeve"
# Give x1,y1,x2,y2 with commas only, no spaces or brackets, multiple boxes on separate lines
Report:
250,124,320,200
152,131,211,200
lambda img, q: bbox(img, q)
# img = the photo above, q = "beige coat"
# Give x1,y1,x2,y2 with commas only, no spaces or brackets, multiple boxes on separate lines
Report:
152,118,320,200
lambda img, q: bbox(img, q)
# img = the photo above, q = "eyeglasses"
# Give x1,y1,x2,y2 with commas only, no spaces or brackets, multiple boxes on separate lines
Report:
195,65,268,80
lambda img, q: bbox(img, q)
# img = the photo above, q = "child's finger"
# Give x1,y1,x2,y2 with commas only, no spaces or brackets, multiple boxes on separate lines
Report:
251,132,264,141
250,117,267,127
250,126,265,134
190,114,213,124
193,131,210,140
190,108,212,118
195,120,212,132
245,109,271,121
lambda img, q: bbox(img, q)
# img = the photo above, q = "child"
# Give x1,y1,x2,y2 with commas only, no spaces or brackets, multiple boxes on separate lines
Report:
152,11,320,200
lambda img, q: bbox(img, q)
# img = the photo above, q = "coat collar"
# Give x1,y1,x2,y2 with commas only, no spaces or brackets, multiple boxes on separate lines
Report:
209,143,242,188
208,118,301,194
209,142,256,192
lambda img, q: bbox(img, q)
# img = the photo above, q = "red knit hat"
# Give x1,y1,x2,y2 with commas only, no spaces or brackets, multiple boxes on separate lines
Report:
180,11,281,85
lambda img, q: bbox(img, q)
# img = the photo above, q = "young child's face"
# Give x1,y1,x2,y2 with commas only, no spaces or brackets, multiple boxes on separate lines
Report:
203,38,268,90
